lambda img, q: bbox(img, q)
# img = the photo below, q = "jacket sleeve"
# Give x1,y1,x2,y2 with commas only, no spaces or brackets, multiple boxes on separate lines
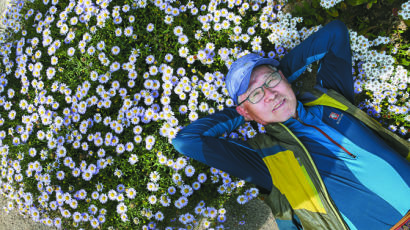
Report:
172,107,272,190
279,20,355,103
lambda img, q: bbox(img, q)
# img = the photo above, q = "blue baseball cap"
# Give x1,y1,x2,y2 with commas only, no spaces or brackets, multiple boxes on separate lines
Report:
226,53,280,105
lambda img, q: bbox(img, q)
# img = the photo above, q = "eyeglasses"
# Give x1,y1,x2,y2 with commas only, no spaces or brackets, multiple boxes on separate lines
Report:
237,71,282,106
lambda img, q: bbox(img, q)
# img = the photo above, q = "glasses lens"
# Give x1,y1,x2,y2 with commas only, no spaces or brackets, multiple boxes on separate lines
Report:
266,72,281,88
248,87,264,104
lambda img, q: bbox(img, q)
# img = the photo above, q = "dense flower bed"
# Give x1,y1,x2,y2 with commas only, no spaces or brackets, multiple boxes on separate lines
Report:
0,0,408,229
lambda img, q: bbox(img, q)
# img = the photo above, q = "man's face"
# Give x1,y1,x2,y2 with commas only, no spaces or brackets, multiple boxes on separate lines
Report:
236,65,297,125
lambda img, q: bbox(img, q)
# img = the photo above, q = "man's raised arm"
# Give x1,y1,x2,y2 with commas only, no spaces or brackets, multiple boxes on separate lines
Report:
172,107,272,190
279,20,355,103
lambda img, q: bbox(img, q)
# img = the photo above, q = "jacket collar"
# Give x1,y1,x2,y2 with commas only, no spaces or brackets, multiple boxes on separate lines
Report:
283,100,307,126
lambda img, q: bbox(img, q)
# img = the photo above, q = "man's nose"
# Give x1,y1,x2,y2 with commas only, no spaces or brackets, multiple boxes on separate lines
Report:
263,87,278,102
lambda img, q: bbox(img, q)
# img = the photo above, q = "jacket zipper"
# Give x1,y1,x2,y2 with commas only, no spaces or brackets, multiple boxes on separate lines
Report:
294,112,357,159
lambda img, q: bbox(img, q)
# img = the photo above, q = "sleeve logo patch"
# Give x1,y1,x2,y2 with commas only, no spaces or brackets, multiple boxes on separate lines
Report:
329,112,340,120
329,112,344,124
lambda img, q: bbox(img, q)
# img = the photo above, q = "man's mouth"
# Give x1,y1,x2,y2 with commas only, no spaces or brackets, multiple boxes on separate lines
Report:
272,98,285,112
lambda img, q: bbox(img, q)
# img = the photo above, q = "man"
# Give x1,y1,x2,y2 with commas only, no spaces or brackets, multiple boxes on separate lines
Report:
172,20,410,229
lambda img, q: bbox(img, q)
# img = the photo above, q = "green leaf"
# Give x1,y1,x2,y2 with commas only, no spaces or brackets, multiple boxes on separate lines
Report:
400,59,410,66
346,0,369,6
327,8,339,17
367,2,373,9
312,0,320,8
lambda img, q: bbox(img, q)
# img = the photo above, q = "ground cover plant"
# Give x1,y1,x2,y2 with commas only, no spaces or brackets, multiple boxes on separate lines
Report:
0,0,408,229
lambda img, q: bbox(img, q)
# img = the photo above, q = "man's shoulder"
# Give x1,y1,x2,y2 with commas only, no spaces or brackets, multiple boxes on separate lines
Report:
246,123,291,148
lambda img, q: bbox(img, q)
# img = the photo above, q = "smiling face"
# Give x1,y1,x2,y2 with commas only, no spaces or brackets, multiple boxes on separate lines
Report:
236,65,297,125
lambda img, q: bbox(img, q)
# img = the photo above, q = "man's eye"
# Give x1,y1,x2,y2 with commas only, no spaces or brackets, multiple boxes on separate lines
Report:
267,75,279,87
252,90,261,97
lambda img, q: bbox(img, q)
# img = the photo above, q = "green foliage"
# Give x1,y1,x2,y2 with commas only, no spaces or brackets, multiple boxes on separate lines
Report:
289,0,404,39
392,29,410,67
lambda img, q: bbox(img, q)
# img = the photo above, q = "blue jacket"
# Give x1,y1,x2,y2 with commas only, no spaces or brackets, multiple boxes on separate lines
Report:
172,87,410,229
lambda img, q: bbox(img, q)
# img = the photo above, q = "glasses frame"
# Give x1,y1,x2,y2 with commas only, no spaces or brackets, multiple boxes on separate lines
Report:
237,70,282,106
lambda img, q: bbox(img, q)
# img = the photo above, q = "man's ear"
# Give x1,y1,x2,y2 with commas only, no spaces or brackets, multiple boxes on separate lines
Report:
236,105,253,121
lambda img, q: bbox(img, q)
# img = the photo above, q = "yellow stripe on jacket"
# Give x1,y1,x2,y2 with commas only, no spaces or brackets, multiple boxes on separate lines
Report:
263,150,326,213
